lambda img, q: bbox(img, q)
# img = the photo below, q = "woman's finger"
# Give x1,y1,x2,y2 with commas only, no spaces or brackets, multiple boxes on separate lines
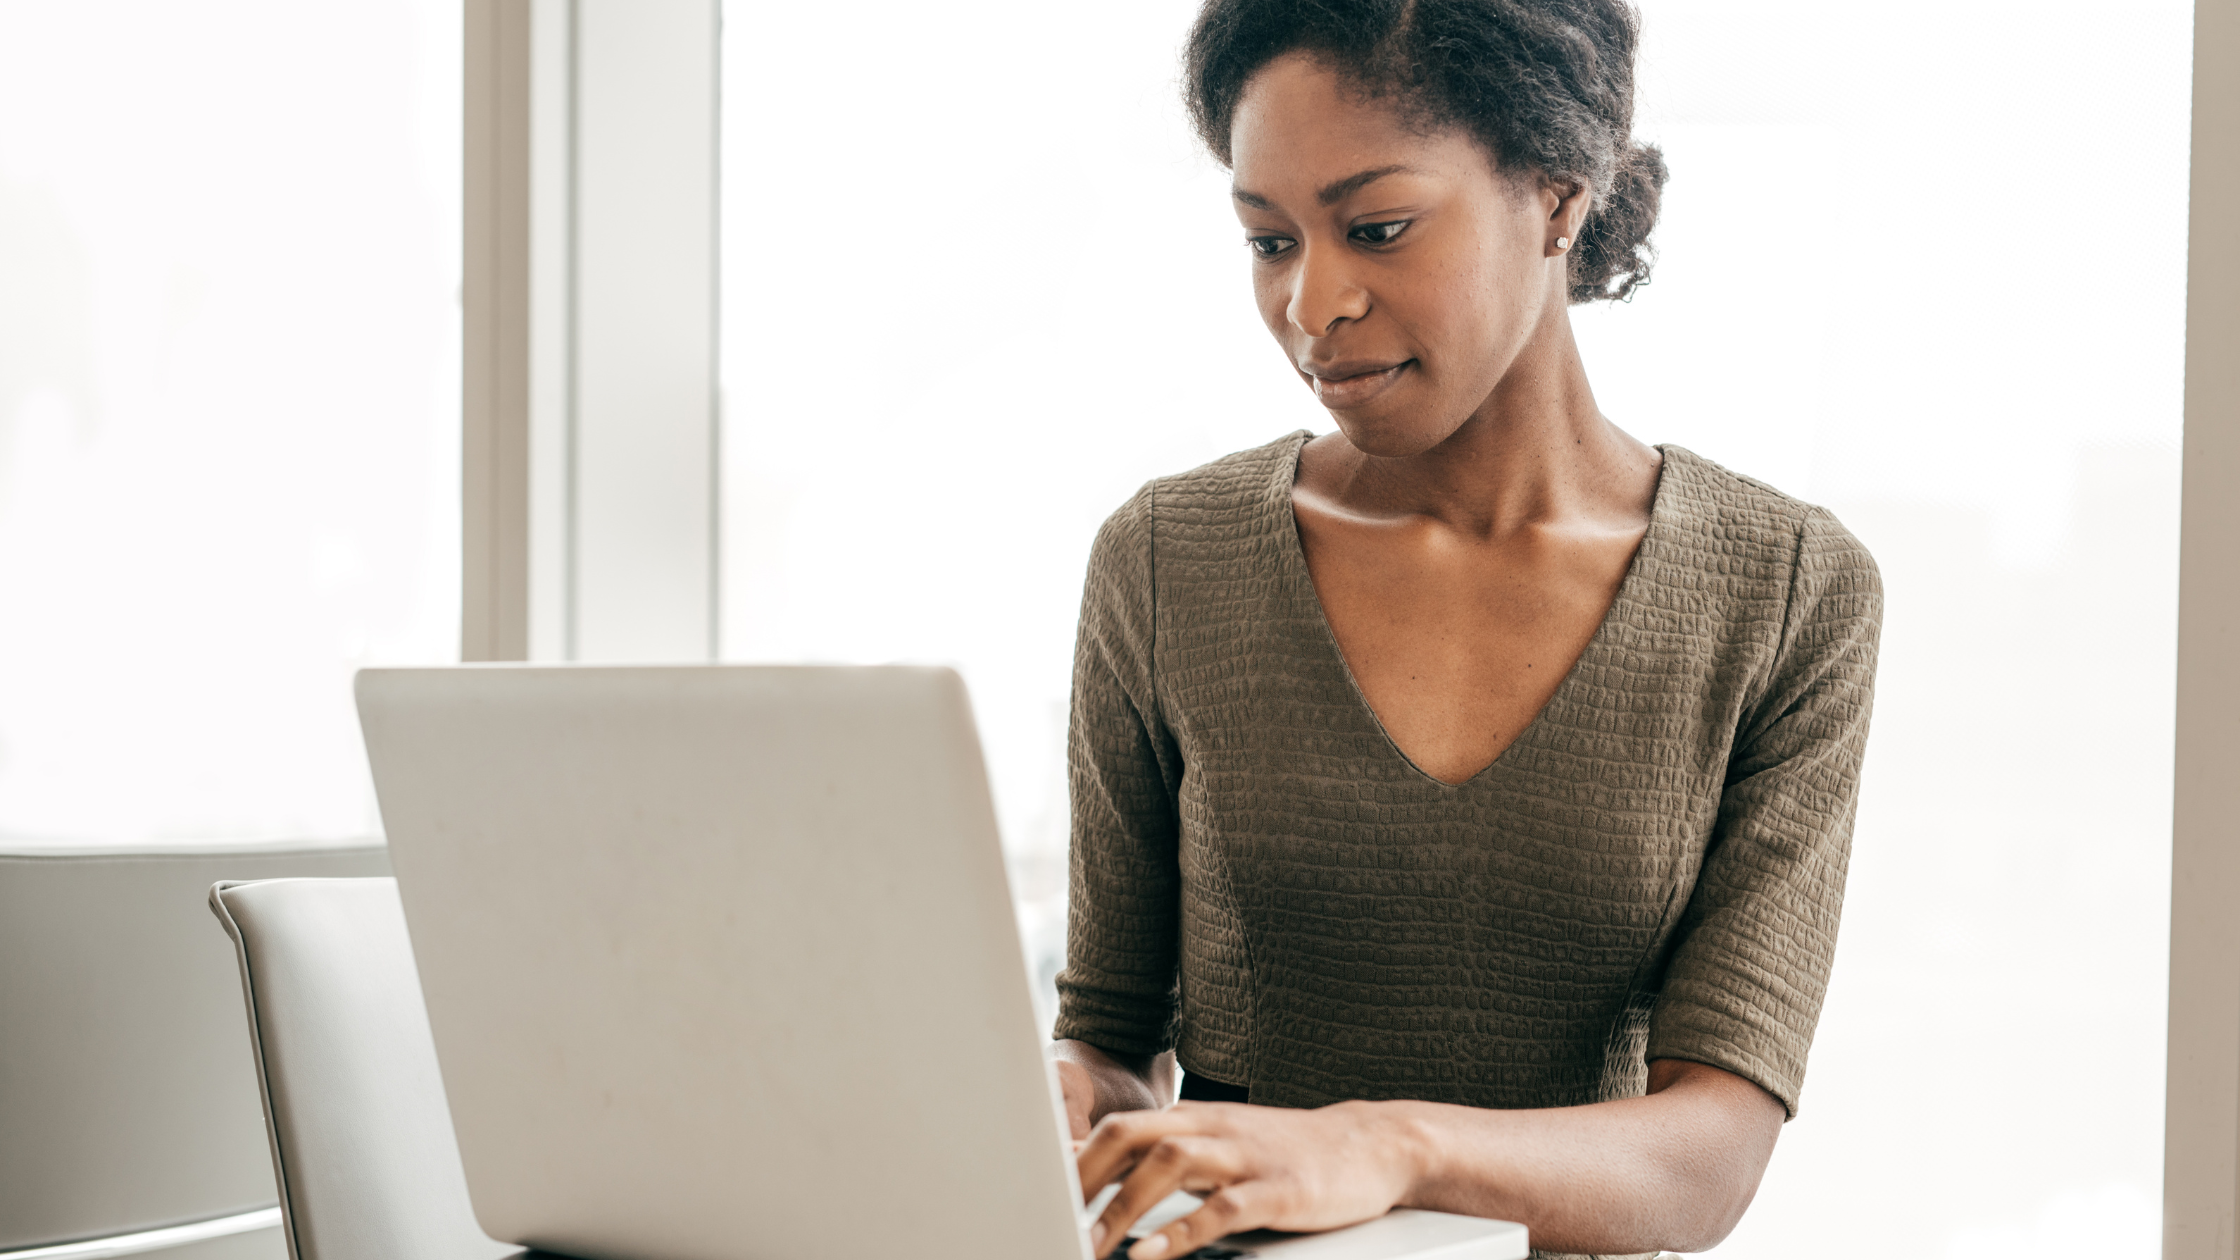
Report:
1089,1135,1228,1258
1076,1108,1197,1197
1125,1183,1274,1260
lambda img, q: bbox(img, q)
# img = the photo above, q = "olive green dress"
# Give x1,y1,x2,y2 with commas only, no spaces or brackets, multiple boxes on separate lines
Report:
1054,433,1882,1260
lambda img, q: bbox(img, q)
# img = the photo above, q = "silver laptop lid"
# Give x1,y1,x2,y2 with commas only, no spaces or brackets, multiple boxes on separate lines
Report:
357,665,1086,1260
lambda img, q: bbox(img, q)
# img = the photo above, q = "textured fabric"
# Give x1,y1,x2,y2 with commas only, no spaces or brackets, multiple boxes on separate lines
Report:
1055,430,1882,1129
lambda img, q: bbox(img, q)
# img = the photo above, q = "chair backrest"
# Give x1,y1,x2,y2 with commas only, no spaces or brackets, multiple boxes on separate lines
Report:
207,877,519,1260
0,841,389,1256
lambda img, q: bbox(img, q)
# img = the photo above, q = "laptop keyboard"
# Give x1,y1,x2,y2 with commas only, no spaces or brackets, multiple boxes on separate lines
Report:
1109,1243,1250,1259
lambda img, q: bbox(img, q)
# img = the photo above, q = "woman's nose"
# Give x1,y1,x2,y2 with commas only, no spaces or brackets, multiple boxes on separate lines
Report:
1285,242,1370,337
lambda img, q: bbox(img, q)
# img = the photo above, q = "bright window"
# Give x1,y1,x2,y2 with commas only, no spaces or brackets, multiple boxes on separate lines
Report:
0,1,463,844
721,3,2185,1255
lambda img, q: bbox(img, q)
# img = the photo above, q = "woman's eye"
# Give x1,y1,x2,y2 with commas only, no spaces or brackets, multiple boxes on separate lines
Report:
1247,235,1296,258
1350,220,1410,245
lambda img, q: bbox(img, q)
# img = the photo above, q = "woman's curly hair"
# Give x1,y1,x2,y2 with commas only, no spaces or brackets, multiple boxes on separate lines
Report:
1184,0,1667,303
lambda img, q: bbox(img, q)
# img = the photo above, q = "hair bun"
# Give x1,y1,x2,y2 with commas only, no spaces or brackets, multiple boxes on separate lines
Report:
1570,140,1667,303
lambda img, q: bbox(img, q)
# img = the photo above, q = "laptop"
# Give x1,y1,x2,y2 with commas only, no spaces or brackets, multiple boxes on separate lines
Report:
357,664,1528,1260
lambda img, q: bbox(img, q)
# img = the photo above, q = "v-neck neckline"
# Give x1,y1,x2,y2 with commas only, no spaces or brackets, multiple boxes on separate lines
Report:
1271,432,1679,791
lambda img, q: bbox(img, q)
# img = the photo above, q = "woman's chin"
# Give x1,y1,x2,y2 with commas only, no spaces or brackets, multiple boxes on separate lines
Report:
1328,411,1463,460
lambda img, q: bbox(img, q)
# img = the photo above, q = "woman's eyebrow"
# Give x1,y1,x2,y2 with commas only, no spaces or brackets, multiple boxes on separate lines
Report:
1231,164,1417,212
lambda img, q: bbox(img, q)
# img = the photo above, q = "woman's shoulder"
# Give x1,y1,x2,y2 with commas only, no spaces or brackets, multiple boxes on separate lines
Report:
1090,430,1312,555
1657,445,1880,592
1150,429,1312,508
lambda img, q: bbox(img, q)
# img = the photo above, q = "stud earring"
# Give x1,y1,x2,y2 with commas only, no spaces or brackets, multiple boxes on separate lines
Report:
1555,236,1572,252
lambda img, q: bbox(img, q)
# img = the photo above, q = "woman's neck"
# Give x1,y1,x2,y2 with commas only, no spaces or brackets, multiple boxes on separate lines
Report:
1314,312,1660,540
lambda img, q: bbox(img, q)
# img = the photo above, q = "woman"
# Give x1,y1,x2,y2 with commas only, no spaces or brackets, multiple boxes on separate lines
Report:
1049,1,1882,1257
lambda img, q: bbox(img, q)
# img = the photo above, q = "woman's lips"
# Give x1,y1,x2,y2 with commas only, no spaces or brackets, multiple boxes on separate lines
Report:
1308,361,1411,409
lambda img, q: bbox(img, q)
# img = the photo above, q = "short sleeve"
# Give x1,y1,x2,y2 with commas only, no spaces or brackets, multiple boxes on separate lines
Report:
1051,484,1186,1057
1645,506,1883,1117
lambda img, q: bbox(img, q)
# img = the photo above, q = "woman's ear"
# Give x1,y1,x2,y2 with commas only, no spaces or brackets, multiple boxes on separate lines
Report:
1546,177,1592,256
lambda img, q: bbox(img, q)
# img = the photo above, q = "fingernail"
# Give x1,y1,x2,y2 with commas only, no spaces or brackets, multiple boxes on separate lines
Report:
1090,1222,1106,1247
1133,1235,1171,1260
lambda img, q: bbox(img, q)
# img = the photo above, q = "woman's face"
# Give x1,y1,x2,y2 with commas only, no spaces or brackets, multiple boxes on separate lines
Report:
1229,53,1576,458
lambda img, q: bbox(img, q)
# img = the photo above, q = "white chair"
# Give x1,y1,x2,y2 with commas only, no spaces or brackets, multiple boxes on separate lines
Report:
208,877,521,1260
0,841,389,1260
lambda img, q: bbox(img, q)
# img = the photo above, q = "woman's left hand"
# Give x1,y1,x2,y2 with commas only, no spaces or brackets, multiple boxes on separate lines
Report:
1075,1099,1421,1260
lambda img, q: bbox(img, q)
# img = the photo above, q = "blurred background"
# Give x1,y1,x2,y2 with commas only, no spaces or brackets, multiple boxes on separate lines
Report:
0,1,2189,1255
0,1,462,842
717,3,2190,1256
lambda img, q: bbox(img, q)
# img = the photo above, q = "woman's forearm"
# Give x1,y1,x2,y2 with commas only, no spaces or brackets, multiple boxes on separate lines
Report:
1386,1059,1784,1255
